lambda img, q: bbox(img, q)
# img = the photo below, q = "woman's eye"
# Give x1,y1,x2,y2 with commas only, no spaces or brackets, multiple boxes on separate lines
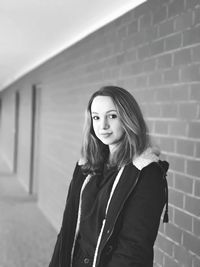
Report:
92,116,99,120
109,114,117,119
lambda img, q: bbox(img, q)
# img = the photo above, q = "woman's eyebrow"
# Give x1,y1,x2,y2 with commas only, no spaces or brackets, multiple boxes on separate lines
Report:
107,109,117,113
91,109,117,114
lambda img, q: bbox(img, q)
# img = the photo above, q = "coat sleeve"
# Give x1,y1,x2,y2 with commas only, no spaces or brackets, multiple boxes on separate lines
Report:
48,181,73,267
48,232,62,267
105,163,166,267
48,163,80,267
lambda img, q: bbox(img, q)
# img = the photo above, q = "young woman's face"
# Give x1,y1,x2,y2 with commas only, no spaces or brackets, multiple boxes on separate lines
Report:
91,96,124,153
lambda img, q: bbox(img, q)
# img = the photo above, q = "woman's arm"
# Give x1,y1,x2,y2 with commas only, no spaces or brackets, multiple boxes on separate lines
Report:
105,163,166,267
48,162,81,267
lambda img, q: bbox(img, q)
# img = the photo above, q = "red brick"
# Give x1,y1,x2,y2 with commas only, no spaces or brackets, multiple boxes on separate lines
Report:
153,6,167,24
117,25,128,39
193,217,200,236
116,54,126,66
192,45,200,62
175,173,193,194
194,179,200,197
154,246,164,266
120,63,133,76
135,75,147,88
113,41,124,54
194,6,200,25
165,223,182,243
163,68,180,84
158,19,174,37
185,195,200,216
139,12,152,30
180,64,200,82
176,139,194,156
162,103,179,118
131,61,143,75
159,221,165,235
166,171,174,188
168,205,174,224
143,103,161,117
163,255,179,267
150,39,165,56
114,11,132,27
146,120,154,133
193,256,200,267
149,72,163,86
155,87,171,101
195,142,200,158
123,36,135,51
158,136,175,153
138,44,150,59
174,244,193,266
190,83,200,101
165,33,182,51
143,58,156,72
171,84,189,101
144,25,158,42
127,20,138,35
139,89,156,102
100,46,113,59
168,154,185,172
122,77,136,90
169,189,184,208
156,234,173,256
183,231,200,256
186,0,200,9
124,49,137,63
157,54,172,69
131,31,145,46
174,48,192,66
134,1,149,18
187,158,200,177
169,121,188,137
148,0,170,9
183,25,200,46
174,10,194,31
155,121,168,134
168,0,185,18
178,103,198,120
174,209,193,231
188,122,200,139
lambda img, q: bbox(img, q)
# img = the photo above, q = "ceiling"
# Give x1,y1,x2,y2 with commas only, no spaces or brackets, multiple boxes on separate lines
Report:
0,0,146,91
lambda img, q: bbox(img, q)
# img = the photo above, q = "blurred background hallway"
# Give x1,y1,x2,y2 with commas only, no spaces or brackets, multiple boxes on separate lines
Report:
0,155,56,267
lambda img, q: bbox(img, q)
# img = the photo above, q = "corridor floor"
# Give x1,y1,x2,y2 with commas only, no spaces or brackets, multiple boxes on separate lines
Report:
0,157,57,267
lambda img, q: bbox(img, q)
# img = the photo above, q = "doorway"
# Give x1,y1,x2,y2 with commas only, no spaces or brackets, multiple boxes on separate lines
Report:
13,91,20,173
29,84,41,195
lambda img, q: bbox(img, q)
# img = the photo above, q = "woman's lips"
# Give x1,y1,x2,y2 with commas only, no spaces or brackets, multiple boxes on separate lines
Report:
100,133,112,138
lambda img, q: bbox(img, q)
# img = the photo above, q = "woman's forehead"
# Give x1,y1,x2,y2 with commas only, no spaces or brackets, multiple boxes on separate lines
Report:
91,96,116,113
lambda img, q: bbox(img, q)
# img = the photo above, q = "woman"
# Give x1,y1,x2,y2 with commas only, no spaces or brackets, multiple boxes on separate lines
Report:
49,86,169,267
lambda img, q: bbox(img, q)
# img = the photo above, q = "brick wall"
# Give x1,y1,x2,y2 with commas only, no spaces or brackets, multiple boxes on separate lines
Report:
0,0,199,266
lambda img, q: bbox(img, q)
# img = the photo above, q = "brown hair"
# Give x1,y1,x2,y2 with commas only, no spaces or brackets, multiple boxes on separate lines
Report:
81,86,150,173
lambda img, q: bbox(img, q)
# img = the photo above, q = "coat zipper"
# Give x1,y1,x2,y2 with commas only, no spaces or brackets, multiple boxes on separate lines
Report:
104,172,140,244
94,171,140,267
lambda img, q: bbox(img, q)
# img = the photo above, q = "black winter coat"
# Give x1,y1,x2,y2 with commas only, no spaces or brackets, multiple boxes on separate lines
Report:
49,160,169,267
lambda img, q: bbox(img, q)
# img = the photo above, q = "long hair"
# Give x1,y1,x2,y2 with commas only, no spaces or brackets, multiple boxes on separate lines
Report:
81,86,150,173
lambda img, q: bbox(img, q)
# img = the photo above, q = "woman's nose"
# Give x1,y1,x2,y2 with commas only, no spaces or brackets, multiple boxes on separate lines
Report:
101,117,109,129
